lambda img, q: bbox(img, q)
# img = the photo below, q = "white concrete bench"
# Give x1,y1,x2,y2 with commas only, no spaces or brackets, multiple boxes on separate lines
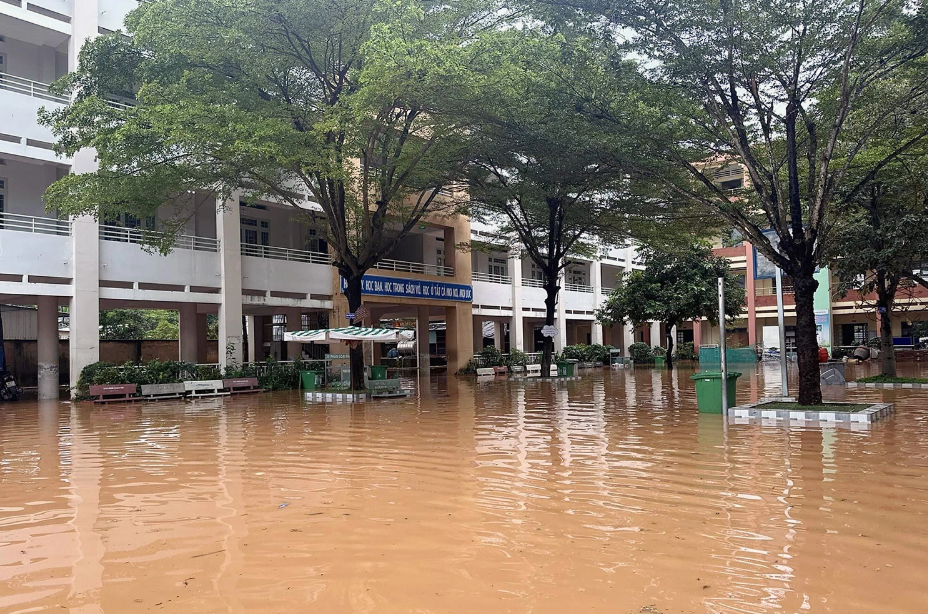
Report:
476,368,496,376
367,378,410,398
184,380,230,398
549,365,558,376
510,365,525,374
140,383,186,400
526,364,541,376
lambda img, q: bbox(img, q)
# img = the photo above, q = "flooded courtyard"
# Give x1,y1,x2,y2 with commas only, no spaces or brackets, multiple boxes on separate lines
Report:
1,364,928,613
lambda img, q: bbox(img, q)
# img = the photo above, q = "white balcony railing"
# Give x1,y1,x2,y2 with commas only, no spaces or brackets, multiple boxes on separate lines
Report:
473,271,511,284
372,258,454,277
0,212,71,236
565,283,594,293
100,225,219,252
0,74,69,105
241,243,330,265
601,287,614,295
756,286,795,296
522,278,545,288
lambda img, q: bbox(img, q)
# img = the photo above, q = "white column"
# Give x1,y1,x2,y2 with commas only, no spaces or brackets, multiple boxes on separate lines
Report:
246,315,258,363
417,305,431,375
178,303,199,363
493,321,503,350
555,269,567,352
37,296,59,400
509,249,524,352
217,193,243,369
670,325,678,354
623,246,636,355
650,321,661,348
591,259,604,345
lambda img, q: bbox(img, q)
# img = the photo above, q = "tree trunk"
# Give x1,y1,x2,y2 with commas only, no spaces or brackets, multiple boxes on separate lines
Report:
664,325,674,369
792,273,823,405
541,278,559,376
343,274,366,391
877,295,896,378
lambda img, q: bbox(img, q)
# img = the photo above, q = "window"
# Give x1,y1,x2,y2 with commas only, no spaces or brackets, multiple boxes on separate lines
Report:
437,248,445,270
841,323,869,346
531,263,545,281
489,257,507,277
241,217,269,246
307,228,327,254
271,314,286,341
568,268,587,286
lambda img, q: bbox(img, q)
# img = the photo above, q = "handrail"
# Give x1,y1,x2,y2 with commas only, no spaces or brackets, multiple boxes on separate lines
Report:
0,212,71,236
756,286,795,296
601,287,615,295
99,224,219,252
522,278,544,288
0,73,69,104
372,258,454,277
241,243,330,265
564,283,594,293
473,271,511,284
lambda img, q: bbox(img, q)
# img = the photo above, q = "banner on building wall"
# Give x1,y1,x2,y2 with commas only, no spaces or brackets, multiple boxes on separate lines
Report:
341,275,473,302
752,229,781,280
813,267,833,349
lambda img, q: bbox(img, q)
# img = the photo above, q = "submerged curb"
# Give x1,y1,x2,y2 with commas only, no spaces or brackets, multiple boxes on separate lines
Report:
727,397,894,425
846,381,928,389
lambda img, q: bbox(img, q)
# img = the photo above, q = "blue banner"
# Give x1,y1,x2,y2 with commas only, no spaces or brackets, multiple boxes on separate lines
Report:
342,274,473,302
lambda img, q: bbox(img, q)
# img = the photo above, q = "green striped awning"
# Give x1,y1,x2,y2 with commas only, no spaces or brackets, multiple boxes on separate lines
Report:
283,329,328,342
283,327,410,343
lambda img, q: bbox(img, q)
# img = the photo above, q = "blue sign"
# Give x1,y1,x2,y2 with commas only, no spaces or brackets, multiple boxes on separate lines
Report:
341,275,473,302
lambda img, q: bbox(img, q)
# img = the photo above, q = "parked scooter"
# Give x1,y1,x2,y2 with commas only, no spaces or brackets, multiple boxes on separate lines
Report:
0,371,21,401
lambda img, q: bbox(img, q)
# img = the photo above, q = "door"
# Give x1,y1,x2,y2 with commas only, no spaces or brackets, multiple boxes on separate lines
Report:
489,257,507,277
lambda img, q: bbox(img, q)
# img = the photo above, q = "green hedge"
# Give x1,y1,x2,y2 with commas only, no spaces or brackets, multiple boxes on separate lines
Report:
559,344,614,363
77,358,324,399
628,342,653,363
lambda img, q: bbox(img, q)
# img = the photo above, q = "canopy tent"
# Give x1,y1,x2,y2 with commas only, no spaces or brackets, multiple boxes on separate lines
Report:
283,327,410,343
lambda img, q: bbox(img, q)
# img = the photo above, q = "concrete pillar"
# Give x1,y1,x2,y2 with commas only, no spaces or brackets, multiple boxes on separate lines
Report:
650,321,661,348
251,315,264,361
591,259,604,345
693,319,702,349
217,193,243,369
445,303,474,374
555,269,567,352
178,303,198,363
509,248,524,352
671,325,678,354
623,324,635,356
744,242,757,347
443,226,457,272
245,315,258,363
285,308,302,361
196,313,209,363
493,321,503,351
417,305,431,375
37,296,59,400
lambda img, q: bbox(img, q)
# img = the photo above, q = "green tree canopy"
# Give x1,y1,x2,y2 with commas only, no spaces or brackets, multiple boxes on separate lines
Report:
596,243,746,368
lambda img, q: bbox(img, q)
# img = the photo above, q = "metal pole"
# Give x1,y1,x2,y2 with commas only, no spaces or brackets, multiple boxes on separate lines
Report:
718,277,728,412
775,267,788,397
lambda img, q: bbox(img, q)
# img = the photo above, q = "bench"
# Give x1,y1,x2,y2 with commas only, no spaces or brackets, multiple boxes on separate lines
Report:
223,377,263,394
184,379,230,398
550,365,558,376
526,364,542,376
493,366,508,375
89,384,138,404
367,378,408,398
140,383,187,400
476,368,496,376
510,365,525,374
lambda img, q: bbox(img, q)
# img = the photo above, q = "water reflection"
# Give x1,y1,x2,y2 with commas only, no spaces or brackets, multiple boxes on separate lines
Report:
0,364,926,612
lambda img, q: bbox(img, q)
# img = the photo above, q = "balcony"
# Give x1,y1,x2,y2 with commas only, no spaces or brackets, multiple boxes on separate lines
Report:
0,73,69,104
240,243,333,299
472,271,511,284
100,225,219,252
241,243,329,265
522,278,544,288
372,258,454,277
99,225,220,289
564,283,593,293
755,286,794,296
0,212,73,281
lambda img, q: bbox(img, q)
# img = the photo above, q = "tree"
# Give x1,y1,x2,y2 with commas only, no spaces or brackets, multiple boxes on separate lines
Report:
465,32,688,375
99,309,179,340
41,0,497,389
826,159,928,376
572,0,928,404
596,243,746,368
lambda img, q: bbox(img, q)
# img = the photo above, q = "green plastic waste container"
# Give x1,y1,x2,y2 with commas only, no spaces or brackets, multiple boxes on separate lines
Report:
653,356,666,367
300,370,322,390
690,371,741,414
369,365,388,380
556,361,575,377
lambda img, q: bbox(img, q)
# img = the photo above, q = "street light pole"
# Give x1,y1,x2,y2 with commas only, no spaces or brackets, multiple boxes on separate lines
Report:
718,277,728,412
775,267,788,397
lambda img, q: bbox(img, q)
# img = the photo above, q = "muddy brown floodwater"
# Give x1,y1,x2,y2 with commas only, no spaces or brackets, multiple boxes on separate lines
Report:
1,363,928,613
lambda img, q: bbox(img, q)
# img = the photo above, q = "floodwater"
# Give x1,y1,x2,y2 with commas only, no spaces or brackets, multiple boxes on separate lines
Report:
2,364,928,613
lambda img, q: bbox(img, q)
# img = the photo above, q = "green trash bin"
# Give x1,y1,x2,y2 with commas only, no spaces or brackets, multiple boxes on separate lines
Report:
556,361,575,377
690,371,741,414
300,370,322,391
653,356,666,367
369,365,388,381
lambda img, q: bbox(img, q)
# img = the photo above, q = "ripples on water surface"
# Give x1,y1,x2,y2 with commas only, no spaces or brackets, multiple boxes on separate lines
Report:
1,364,927,613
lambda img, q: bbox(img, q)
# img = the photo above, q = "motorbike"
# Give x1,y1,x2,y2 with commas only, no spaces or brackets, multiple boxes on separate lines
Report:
0,371,22,401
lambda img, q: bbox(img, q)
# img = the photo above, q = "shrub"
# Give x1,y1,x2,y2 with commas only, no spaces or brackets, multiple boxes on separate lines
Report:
478,345,504,367
652,345,667,358
675,341,698,361
506,349,528,367
628,342,652,363
559,344,613,363
459,359,478,374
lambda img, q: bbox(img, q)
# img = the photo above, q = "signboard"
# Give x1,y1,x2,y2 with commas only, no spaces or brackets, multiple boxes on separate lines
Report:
814,309,831,347
325,353,350,360
341,275,473,302
541,325,558,338
345,313,355,320
752,229,781,280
